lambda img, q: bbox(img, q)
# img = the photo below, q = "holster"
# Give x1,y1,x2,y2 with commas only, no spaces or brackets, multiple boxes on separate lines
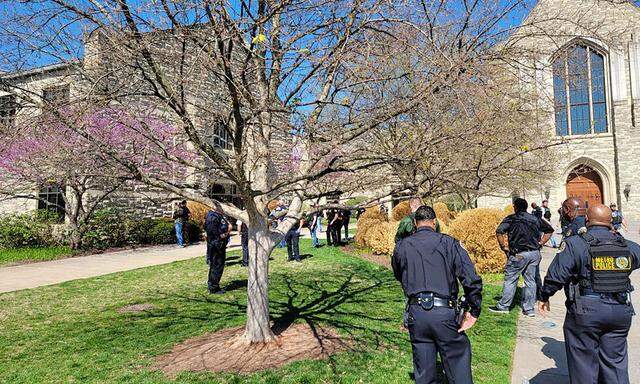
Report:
455,296,469,326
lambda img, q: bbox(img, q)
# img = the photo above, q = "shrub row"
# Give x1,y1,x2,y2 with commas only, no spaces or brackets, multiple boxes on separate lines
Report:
355,204,509,273
0,209,202,250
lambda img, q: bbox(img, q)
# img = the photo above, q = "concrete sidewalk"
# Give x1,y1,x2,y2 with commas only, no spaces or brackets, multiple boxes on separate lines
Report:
0,235,242,294
510,245,640,384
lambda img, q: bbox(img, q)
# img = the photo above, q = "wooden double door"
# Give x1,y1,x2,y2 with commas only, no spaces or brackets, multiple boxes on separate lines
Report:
566,165,603,208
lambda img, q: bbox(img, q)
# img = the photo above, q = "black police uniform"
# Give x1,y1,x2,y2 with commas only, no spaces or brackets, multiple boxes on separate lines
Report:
392,227,483,384
205,211,230,292
540,225,640,384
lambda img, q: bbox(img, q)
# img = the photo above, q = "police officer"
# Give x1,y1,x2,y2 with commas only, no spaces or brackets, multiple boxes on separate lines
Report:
538,204,640,384
392,205,483,384
490,198,554,316
205,202,231,294
561,197,587,239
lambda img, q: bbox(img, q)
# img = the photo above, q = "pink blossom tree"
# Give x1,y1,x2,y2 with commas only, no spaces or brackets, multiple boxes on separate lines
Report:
0,107,189,249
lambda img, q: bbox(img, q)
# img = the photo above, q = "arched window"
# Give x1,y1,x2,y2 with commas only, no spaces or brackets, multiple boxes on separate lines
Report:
552,44,608,136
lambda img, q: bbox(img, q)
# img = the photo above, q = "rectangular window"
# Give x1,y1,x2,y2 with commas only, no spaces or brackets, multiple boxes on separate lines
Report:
42,85,70,109
212,122,232,150
0,95,17,129
37,184,65,221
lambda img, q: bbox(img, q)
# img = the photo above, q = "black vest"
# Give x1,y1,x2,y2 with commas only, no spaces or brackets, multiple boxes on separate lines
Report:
581,233,632,293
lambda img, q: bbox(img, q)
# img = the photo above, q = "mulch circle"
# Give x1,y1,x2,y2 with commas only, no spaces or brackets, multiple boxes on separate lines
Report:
153,323,351,376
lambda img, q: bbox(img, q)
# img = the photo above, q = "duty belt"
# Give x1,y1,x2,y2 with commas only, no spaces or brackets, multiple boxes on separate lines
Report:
580,287,629,302
408,292,455,309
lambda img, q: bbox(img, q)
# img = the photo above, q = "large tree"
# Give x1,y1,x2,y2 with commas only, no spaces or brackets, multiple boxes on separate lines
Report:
0,0,616,343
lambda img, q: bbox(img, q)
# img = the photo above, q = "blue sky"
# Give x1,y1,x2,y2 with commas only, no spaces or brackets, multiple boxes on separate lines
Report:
0,0,537,72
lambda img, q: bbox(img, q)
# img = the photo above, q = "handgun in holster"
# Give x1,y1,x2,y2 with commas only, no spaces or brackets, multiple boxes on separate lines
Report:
455,296,469,326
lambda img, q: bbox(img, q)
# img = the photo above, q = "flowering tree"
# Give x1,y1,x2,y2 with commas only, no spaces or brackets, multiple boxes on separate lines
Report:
0,108,189,248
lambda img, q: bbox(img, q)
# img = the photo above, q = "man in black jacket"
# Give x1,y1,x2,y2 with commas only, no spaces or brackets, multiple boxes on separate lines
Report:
205,202,230,294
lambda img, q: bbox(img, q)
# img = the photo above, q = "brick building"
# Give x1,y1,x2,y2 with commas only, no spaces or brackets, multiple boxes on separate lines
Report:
479,0,640,222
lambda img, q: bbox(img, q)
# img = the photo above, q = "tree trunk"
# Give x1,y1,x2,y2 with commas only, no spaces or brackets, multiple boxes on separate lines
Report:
243,221,277,343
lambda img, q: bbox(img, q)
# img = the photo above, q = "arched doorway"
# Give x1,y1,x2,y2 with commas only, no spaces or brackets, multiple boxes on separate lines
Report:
566,165,604,208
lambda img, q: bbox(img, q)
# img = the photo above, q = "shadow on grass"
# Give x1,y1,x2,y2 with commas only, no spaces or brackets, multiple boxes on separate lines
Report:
137,264,403,359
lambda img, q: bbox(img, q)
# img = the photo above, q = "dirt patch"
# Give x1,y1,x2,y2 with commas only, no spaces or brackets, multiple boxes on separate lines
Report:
117,303,156,313
342,245,391,269
154,323,350,376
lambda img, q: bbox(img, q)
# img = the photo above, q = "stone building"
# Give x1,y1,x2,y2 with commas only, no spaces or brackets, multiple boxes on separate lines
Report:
479,0,640,222
0,32,244,219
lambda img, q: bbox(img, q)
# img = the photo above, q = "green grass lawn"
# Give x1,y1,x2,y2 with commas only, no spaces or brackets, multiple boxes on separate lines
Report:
0,240,518,384
0,246,73,266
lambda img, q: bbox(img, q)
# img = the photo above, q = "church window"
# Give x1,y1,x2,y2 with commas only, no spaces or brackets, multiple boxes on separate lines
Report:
552,44,608,136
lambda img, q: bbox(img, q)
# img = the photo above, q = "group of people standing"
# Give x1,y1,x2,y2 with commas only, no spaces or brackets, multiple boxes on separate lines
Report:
391,196,639,384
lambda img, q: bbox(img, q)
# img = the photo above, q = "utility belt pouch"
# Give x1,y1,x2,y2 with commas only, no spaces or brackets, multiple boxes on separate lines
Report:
418,293,434,311
568,283,577,302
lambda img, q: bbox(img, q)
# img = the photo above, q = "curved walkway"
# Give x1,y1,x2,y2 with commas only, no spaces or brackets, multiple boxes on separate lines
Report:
511,227,640,384
0,237,241,294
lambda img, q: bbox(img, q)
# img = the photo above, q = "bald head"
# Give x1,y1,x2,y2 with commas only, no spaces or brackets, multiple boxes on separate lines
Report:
586,204,613,228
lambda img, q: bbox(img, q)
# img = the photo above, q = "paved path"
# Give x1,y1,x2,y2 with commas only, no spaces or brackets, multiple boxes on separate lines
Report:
511,226,640,384
0,236,242,294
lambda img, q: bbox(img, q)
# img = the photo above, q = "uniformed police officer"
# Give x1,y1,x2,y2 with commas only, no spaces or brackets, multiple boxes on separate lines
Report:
561,197,587,239
490,198,554,316
538,204,640,384
205,202,231,294
392,205,483,384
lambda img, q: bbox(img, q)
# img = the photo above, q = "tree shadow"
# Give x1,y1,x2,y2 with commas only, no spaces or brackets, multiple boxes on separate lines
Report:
224,279,247,292
529,337,569,384
299,253,313,260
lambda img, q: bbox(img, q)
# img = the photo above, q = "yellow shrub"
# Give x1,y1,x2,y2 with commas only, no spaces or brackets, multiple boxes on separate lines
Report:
448,208,507,273
355,218,384,247
391,201,412,221
503,204,515,215
365,221,400,255
359,206,388,221
434,202,454,225
187,201,211,228
438,220,450,235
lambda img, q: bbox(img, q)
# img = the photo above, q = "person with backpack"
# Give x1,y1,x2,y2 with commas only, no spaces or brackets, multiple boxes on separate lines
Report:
205,202,230,294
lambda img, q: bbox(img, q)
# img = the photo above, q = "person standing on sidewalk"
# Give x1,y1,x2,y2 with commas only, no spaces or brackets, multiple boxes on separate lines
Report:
539,204,640,384
490,198,554,317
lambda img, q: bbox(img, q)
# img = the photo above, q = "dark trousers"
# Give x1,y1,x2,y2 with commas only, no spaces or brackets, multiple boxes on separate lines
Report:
331,221,342,246
286,232,300,261
241,234,249,265
207,242,226,291
407,305,473,384
343,218,350,239
563,297,634,384
326,224,333,246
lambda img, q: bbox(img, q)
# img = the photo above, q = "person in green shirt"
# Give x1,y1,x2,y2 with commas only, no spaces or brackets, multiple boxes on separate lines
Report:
395,197,440,242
